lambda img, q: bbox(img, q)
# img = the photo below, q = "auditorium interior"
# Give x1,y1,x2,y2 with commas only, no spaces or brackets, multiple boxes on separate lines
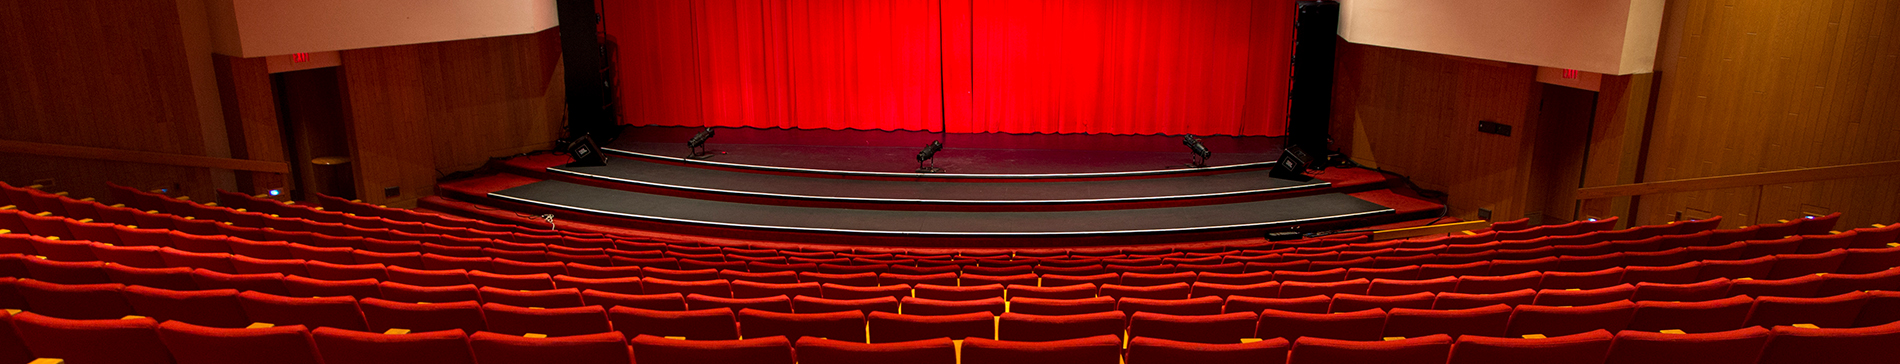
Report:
0,0,1897,363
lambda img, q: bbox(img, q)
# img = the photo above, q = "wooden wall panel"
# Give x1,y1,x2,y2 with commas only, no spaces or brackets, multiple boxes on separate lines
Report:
0,0,219,201
1635,0,1900,229
1329,42,1544,221
213,54,288,195
340,29,566,206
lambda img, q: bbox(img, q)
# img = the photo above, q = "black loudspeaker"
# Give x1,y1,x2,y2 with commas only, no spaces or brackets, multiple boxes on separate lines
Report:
565,135,607,167
556,0,616,141
1271,144,1314,181
1288,1,1339,154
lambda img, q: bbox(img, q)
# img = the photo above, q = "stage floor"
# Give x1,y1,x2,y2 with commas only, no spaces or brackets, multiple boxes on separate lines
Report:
490,179,1394,236
606,126,1284,176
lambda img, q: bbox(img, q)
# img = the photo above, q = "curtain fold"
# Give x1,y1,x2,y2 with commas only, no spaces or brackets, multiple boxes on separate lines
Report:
606,0,1294,136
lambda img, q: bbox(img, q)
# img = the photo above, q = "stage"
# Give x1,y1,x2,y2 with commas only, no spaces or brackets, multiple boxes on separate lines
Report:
427,127,1445,247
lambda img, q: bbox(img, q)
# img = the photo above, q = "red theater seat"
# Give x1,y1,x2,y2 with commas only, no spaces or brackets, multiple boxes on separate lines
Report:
1631,278,1733,302
1287,335,1454,364
1005,283,1095,299
1367,277,1459,296
1432,289,1536,310
480,287,586,308
1506,301,1637,337
1128,311,1257,344
1225,295,1333,314
359,298,487,334
1330,292,1435,313
122,286,251,328
731,280,821,299
818,284,910,301
12,312,174,364
1385,304,1512,338
581,290,686,311
738,309,866,342
1009,296,1115,315
312,327,477,364
794,337,955,364
466,271,555,290
237,291,369,331
17,280,133,320
378,282,482,303
1280,278,1370,298
867,311,993,342
1728,274,1823,298
1539,267,1626,290
1456,272,1544,294
1531,284,1636,306
1603,327,1771,364
1125,336,1289,364
1116,296,1225,316
1256,308,1386,341
996,311,1126,341
1745,291,1871,328
104,265,199,291
960,335,1122,364
1447,330,1614,364
913,283,1003,301
1626,295,1753,333
471,331,631,364
794,295,901,314
608,307,738,340
158,320,323,364
901,296,1004,315
481,302,611,337
1758,320,1900,364
1189,281,1279,298
284,275,382,299
688,293,793,313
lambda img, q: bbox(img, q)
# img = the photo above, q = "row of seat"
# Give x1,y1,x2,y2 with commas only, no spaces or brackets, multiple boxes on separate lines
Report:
6,304,1899,364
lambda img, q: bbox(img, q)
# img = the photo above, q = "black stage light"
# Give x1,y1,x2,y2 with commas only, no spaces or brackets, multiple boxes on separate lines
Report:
1183,135,1212,167
564,134,607,167
1271,144,1315,182
687,127,715,159
916,140,945,173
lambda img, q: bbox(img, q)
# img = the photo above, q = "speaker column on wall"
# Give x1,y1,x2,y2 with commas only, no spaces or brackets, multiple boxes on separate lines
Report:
1289,1,1339,154
556,0,616,141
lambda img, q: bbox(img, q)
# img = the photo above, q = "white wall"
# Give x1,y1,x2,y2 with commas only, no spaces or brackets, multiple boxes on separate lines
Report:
1336,0,1665,75
204,0,558,57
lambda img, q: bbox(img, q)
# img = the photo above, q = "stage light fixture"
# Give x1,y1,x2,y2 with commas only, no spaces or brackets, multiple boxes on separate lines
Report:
564,134,607,167
916,140,945,173
687,127,715,159
1183,135,1212,167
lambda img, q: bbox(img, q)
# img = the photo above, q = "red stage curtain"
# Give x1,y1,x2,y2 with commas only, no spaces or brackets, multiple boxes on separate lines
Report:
604,0,1295,136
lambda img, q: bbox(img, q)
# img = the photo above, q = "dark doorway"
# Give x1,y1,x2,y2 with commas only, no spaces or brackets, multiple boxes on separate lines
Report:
1528,84,1599,225
272,67,354,202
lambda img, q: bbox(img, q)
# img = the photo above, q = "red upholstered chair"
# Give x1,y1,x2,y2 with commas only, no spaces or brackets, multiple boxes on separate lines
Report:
1195,270,1274,285
378,282,481,303
90,244,169,269
1846,224,1900,249
17,280,133,320
471,331,630,364
913,283,1002,301
23,258,112,284
687,294,794,313
996,311,1127,341
283,275,382,299
189,269,290,296
1627,295,1754,333
794,337,955,364
1125,336,1289,364
1040,273,1117,287
1225,295,1333,314
1256,308,1387,341
730,280,820,299
1432,289,1536,310
1837,246,1900,274
1005,283,1094,299
307,261,390,281
1456,272,1544,294
1604,327,1770,364
1368,277,1460,296
1729,274,1823,298
1331,292,1435,313
639,277,730,298
1857,291,1900,327
12,312,174,364
1280,278,1370,298
104,265,199,291
900,296,1004,315
1620,262,1704,284
480,302,610,337
472,287,580,308
1506,300,1637,337
1767,250,1848,279
1098,282,1189,299
1539,267,1626,290
386,266,471,287
1700,256,1779,280
1287,334,1454,364
157,321,323,364
1009,296,1115,315
1758,320,1900,364
800,272,879,286
1631,278,1733,302
879,272,958,287
960,335,1122,364
122,286,250,328
1422,261,1496,279
1120,271,1196,286
1794,212,1843,236
236,291,368,330
1684,241,1748,262
608,307,737,340
1745,291,1872,328
738,308,865,342
1447,330,1614,364
359,298,487,334
818,284,910,300
1384,304,1513,338
466,271,555,290
1623,248,1693,268
312,327,476,364
867,311,993,342
581,290,686,311
1117,296,1224,316
1274,268,1349,283
1796,231,1859,254
1531,284,1636,306
957,273,1038,287
1189,281,1278,298
641,267,720,281
794,295,901,314
1128,311,1256,344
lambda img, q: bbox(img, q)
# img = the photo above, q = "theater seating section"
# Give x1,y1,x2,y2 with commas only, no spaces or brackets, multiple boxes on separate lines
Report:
0,181,1895,363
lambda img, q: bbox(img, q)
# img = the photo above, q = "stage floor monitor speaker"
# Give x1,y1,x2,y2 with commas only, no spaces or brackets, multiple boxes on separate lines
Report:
565,135,607,167
1272,145,1314,182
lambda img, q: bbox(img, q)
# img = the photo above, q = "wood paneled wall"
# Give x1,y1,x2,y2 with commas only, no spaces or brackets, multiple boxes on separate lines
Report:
0,0,221,201
1328,42,1544,221
339,29,567,206
1634,0,1900,229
